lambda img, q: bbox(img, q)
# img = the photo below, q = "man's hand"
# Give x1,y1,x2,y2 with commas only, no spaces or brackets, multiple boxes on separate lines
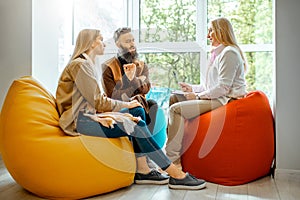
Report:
137,75,146,82
123,63,136,81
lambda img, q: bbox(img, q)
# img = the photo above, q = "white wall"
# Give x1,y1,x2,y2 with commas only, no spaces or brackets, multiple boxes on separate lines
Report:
0,0,300,173
32,0,61,95
0,0,32,107
275,0,300,172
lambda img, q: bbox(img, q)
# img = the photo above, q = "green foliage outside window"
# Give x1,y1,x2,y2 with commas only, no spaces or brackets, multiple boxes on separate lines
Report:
140,0,274,105
140,52,200,90
140,0,200,92
208,0,274,99
140,0,196,42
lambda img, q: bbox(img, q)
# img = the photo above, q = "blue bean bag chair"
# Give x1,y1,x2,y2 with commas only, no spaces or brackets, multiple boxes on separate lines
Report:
152,107,167,148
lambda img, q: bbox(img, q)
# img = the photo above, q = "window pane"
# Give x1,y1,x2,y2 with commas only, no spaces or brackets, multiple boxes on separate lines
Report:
245,51,274,104
141,52,201,109
207,0,274,45
59,0,127,72
140,0,197,42
207,0,274,106
73,0,126,41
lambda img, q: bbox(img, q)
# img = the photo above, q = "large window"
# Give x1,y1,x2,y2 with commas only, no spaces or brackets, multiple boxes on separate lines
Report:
138,0,203,109
58,0,127,72
207,0,274,104
58,0,275,110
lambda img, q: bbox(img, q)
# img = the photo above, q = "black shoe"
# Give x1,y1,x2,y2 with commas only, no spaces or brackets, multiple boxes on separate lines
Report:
168,173,206,190
134,170,169,185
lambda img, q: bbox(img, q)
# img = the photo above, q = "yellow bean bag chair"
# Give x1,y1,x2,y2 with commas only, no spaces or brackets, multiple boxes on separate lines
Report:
0,76,136,199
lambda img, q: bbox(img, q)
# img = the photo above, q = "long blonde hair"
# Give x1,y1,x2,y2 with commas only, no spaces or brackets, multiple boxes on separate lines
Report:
211,17,247,70
69,29,100,62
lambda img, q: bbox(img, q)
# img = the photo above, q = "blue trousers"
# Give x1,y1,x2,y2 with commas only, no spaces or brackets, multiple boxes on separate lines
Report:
76,107,171,170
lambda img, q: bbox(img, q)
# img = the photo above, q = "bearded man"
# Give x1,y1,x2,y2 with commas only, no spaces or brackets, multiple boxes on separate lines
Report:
102,27,158,133
102,27,163,177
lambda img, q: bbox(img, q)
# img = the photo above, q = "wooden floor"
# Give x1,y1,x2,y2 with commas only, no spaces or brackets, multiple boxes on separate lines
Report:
1,158,299,200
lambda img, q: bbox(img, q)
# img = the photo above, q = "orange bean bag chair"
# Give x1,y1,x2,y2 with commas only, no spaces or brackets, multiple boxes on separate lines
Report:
0,76,136,199
181,91,275,186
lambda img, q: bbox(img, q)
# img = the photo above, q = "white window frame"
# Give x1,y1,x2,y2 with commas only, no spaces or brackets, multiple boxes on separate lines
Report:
128,0,207,82
128,0,274,80
68,0,275,81
32,0,274,100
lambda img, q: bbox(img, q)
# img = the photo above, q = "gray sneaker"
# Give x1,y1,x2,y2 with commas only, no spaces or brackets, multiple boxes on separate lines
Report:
168,173,206,190
134,170,169,185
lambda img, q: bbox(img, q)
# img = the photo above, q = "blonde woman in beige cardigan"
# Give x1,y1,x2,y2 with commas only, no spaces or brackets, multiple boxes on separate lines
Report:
56,29,206,190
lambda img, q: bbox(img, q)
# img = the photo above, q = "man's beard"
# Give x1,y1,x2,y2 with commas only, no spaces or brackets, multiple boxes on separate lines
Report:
118,47,139,63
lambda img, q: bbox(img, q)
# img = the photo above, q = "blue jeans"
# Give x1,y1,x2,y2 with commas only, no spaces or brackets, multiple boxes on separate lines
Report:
76,107,171,170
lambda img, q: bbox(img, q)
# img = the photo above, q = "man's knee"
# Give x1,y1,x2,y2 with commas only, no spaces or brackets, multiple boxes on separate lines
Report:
147,99,158,108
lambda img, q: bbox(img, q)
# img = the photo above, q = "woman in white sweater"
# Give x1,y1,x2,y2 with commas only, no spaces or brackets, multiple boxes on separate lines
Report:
166,17,248,169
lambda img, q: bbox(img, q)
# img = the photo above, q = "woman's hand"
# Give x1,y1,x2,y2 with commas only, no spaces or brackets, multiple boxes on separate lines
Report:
184,92,197,100
123,63,136,81
179,82,192,92
126,100,142,109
